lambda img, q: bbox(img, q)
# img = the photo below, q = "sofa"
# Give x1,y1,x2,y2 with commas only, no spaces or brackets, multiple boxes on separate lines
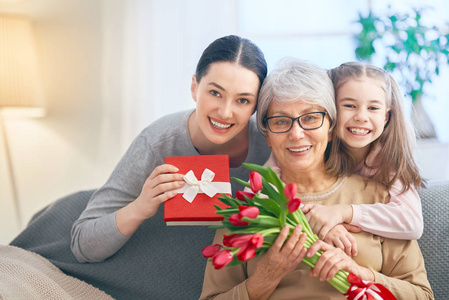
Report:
417,181,449,300
9,181,449,299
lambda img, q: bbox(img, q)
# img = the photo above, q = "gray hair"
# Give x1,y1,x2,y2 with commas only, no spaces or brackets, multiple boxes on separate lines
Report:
257,58,336,136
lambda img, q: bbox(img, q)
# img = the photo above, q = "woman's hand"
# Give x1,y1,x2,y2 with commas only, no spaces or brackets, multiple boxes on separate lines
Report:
302,204,353,240
116,164,185,236
306,240,374,283
323,224,360,257
134,164,185,219
246,225,308,300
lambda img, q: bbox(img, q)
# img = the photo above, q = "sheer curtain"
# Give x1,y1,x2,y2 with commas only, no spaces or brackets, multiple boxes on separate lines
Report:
100,0,239,155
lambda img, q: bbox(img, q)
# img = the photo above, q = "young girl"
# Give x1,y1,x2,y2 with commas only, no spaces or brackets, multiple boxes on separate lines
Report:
70,35,271,263
303,62,425,253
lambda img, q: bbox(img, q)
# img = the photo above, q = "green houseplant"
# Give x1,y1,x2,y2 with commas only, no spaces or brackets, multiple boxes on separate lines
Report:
354,8,449,138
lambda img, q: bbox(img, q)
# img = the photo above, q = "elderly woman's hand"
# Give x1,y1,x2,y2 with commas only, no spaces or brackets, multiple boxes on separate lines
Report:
306,240,374,283
246,225,308,300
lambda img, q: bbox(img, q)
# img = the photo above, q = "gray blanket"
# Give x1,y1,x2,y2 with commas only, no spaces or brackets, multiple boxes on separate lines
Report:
10,190,216,300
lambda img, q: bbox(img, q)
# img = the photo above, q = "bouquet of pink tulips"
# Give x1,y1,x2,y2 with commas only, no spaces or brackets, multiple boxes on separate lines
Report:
202,163,397,300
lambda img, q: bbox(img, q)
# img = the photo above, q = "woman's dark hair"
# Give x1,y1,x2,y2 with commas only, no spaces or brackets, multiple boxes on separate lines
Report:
195,35,267,87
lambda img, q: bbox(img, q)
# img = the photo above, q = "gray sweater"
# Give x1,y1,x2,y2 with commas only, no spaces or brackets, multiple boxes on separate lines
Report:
70,109,271,263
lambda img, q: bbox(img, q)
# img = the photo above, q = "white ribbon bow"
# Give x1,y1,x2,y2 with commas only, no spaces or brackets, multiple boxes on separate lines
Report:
177,168,231,203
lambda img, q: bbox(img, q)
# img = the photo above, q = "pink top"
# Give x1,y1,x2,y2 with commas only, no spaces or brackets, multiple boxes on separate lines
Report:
262,151,423,240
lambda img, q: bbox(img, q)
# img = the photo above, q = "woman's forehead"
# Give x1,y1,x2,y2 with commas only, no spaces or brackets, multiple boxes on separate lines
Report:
268,100,325,115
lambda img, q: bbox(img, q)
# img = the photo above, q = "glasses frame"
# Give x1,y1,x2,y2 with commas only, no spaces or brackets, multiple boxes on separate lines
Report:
264,112,327,133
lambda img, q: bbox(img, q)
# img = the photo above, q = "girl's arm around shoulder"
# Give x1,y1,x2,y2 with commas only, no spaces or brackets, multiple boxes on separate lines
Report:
351,180,423,240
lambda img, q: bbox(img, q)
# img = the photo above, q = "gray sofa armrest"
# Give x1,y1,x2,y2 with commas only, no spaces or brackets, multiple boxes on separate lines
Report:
418,181,449,300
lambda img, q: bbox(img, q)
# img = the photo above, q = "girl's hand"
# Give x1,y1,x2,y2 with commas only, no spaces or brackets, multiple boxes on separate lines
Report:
116,164,184,236
302,204,353,240
323,224,359,257
246,225,308,300
306,240,374,282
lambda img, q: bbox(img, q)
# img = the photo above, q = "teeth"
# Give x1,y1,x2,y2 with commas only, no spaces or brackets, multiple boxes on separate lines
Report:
349,128,370,135
210,118,232,129
289,146,311,153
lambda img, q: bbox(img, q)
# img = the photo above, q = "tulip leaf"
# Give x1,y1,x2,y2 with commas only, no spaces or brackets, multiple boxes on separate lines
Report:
224,227,271,234
242,215,280,227
218,194,242,208
214,207,239,217
263,166,285,192
262,235,277,244
219,221,251,231
244,195,256,206
260,176,286,208
231,177,250,189
242,164,284,189
242,163,271,177
217,195,233,207
252,196,281,217
213,204,223,212
242,162,264,172
227,257,243,267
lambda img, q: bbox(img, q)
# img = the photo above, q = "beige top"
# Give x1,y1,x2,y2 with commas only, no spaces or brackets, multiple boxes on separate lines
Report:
200,175,433,300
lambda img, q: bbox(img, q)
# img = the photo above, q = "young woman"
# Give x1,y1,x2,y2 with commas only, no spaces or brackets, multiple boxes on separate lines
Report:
71,35,271,263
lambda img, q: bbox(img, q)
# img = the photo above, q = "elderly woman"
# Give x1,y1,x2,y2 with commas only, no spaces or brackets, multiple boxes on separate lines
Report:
199,58,433,300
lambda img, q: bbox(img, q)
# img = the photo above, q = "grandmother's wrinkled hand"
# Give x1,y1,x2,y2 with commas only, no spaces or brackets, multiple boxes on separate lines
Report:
246,225,308,299
306,240,374,282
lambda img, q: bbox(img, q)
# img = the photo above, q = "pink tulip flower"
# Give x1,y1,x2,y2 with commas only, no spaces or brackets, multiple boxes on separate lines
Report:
238,205,260,219
236,190,255,202
202,244,222,258
223,234,251,248
237,247,257,261
287,197,302,213
284,183,297,201
249,171,263,193
212,250,233,270
228,206,260,226
249,233,264,249
229,213,250,226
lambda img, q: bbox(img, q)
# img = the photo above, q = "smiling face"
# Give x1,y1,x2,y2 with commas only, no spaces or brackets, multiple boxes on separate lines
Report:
336,76,390,159
190,61,260,146
265,100,331,178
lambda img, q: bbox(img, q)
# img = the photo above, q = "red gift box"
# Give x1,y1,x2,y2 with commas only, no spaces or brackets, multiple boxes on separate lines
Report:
164,155,231,226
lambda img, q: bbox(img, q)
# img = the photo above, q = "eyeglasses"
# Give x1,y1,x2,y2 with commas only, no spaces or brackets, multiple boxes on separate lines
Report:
264,112,327,133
